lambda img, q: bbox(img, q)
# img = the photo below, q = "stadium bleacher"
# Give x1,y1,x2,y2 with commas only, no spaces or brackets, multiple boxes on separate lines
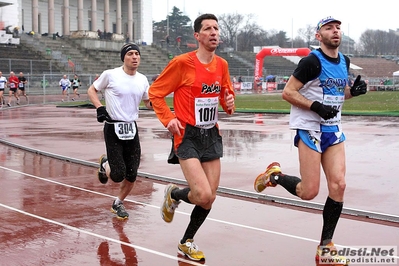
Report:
2,33,398,84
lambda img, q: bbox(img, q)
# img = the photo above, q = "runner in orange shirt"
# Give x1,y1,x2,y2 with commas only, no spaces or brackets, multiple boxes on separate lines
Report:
149,13,235,262
7,71,20,106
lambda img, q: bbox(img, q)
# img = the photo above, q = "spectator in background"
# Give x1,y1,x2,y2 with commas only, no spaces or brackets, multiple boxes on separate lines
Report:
59,74,71,102
176,36,181,48
238,76,243,82
7,71,19,106
13,27,19,38
70,74,81,101
0,71,7,108
166,35,170,46
17,72,28,102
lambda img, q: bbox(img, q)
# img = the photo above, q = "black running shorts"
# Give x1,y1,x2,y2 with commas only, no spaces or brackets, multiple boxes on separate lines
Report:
175,124,223,163
103,121,141,183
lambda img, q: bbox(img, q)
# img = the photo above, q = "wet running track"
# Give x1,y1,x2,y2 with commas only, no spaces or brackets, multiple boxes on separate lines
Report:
0,99,398,266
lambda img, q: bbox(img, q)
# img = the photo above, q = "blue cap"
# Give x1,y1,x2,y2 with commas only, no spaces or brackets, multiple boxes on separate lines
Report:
316,16,341,31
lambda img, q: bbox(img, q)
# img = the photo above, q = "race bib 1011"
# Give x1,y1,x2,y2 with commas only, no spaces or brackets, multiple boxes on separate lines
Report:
194,97,218,129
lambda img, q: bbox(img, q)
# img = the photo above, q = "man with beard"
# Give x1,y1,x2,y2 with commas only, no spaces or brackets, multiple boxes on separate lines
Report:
254,16,367,266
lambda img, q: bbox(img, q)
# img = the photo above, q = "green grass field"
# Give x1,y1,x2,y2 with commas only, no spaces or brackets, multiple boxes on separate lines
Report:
64,91,399,116
162,91,399,116
233,91,399,116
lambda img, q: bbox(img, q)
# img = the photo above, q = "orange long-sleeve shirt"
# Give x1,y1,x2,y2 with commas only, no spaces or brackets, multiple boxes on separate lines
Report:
149,51,235,129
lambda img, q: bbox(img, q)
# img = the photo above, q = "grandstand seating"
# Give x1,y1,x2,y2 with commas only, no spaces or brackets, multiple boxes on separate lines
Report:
349,57,399,79
3,35,398,83
194,50,296,78
16,34,170,76
0,44,54,74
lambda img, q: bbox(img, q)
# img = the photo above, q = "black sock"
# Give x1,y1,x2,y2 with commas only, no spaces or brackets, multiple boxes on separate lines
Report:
171,187,191,204
181,205,211,243
272,173,300,196
320,197,343,246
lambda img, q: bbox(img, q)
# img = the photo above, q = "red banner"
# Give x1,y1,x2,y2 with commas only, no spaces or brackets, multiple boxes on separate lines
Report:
254,47,311,83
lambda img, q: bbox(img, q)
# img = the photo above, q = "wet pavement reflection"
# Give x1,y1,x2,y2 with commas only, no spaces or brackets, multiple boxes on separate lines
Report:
1,106,399,215
1,105,398,265
97,218,138,266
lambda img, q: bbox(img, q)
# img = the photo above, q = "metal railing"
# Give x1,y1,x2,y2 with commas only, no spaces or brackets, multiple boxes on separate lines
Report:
0,73,159,96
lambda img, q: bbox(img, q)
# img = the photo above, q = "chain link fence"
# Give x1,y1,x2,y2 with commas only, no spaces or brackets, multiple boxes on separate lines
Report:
1,73,157,96
10,73,96,95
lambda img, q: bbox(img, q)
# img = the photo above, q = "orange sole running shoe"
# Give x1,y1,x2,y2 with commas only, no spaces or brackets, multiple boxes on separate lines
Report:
254,162,281,193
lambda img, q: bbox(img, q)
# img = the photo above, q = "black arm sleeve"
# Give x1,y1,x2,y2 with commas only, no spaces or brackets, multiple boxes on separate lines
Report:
292,50,350,85
292,54,321,85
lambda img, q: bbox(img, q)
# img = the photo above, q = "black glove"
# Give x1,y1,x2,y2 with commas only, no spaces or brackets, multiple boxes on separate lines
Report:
310,101,339,120
96,106,110,123
350,75,367,96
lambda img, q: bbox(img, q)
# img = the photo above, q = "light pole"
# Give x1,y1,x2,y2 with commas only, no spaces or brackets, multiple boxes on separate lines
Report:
166,0,169,36
347,24,350,54
291,18,293,48
235,33,238,51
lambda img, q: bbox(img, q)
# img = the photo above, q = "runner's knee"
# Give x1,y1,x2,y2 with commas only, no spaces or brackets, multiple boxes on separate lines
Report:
191,189,214,207
299,185,319,200
110,167,125,183
328,179,346,195
125,171,137,182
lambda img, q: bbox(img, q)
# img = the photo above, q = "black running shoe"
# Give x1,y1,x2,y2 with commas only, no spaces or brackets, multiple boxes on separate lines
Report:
98,154,108,184
111,201,129,219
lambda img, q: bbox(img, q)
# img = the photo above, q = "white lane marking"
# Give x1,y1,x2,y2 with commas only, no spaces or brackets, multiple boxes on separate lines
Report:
1,165,398,260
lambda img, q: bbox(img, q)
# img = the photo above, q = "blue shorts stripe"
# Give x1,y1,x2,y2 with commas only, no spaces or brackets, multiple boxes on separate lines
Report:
294,129,346,153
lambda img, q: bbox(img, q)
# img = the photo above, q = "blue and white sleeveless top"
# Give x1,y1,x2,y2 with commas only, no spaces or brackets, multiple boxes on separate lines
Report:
289,50,349,132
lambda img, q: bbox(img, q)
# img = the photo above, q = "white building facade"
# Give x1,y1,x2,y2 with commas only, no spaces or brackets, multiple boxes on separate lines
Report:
0,0,153,44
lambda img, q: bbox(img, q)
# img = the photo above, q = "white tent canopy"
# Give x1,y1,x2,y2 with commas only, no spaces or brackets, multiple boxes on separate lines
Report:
393,70,399,76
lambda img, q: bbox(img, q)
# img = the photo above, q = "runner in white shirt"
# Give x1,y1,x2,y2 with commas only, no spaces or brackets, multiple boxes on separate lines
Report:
87,43,153,219
0,71,7,108
59,75,71,102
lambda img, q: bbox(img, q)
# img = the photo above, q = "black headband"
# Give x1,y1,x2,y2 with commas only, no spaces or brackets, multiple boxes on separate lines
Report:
120,43,141,62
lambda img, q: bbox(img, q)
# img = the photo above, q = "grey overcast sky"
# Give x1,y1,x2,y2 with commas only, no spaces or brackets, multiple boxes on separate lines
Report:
152,0,398,43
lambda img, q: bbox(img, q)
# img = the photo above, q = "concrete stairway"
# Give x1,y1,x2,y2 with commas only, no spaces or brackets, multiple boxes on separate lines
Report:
0,43,62,74
19,34,170,76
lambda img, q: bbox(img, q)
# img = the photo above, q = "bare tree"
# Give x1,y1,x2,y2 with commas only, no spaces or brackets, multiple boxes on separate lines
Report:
237,16,267,51
298,25,316,48
274,30,290,48
153,11,399,56
218,13,244,50
358,29,399,55
292,36,307,48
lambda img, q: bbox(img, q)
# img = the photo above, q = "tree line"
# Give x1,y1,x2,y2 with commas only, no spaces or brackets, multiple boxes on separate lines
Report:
153,7,399,56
